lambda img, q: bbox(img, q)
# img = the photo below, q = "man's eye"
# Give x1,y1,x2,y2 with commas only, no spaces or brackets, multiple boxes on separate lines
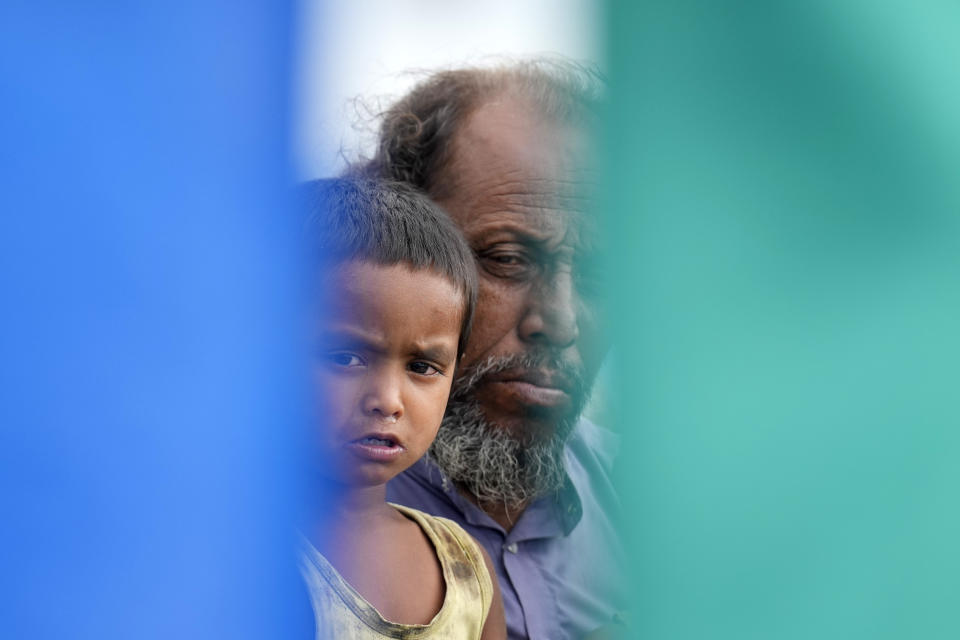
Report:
489,252,526,265
480,250,534,278
408,361,443,376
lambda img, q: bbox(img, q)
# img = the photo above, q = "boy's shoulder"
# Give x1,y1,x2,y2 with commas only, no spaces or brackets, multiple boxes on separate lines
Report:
389,503,494,617
389,503,476,550
388,503,490,578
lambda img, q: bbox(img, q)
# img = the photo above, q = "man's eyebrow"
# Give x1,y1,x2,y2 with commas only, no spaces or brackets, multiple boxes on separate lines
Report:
473,226,585,257
472,224,558,246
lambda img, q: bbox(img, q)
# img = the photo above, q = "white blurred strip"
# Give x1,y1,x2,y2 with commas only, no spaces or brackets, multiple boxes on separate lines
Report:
292,0,601,179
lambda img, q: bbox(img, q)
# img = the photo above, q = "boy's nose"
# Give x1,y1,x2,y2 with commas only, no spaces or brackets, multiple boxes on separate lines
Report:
362,375,403,423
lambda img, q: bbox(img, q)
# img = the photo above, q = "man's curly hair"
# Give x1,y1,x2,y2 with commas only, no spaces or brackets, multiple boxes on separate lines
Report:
362,59,602,201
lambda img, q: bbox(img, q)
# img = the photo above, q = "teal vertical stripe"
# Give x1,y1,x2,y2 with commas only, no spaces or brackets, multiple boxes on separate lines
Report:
604,2,960,638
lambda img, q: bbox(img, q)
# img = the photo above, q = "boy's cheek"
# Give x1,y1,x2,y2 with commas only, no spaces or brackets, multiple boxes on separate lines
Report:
312,374,356,433
422,384,456,440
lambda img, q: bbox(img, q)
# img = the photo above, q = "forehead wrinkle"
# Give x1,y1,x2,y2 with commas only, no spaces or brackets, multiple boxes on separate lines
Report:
464,188,593,242
482,180,591,221
477,166,589,197
473,202,592,253
471,182,585,222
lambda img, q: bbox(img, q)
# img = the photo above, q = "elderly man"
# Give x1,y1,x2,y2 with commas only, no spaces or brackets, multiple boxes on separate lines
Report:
374,62,627,640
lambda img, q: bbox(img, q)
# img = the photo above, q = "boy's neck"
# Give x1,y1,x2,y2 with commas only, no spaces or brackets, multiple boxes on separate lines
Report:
324,480,394,520
307,480,397,549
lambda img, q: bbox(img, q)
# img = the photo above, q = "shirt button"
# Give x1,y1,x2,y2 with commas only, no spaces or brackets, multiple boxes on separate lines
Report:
505,542,518,554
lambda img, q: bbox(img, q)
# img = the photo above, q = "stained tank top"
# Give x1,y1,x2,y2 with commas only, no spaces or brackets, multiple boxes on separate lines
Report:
300,503,494,639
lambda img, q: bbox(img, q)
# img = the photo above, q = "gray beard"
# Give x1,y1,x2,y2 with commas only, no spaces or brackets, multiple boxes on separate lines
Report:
428,352,590,512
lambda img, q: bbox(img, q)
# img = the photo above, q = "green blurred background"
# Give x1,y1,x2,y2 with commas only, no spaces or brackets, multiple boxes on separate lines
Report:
605,1,960,638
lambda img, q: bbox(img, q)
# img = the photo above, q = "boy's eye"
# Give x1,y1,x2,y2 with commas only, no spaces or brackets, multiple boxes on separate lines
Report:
408,361,443,376
325,352,364,368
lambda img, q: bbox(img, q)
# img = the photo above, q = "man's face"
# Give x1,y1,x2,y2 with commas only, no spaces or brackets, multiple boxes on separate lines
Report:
435,96,606,443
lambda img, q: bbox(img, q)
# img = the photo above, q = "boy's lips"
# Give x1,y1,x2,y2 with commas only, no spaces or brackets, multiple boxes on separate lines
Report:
347,431,406,462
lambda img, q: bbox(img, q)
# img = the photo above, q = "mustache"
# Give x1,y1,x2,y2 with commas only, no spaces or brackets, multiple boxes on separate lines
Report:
452,350,589,404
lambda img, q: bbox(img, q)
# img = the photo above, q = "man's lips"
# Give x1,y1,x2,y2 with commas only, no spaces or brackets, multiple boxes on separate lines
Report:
482,368,574,410
346,432,406,462
486,368,574,392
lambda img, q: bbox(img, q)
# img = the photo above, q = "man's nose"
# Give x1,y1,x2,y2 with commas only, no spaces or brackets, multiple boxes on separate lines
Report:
518,268,579,349
361,368,404,422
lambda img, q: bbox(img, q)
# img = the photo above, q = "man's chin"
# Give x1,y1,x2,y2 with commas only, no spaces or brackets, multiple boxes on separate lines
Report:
430,350,593,507
477,407,574,448
429,392,577,509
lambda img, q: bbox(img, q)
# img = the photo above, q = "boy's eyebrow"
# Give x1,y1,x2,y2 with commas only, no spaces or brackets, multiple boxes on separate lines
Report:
315,327,387,354
316,329,456,362
413,342,456,364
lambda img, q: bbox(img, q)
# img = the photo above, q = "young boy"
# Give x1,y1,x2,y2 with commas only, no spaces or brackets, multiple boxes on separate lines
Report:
299,178,506,640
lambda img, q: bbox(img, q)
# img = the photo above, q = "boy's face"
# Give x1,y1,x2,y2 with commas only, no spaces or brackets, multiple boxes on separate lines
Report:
312,261,463,488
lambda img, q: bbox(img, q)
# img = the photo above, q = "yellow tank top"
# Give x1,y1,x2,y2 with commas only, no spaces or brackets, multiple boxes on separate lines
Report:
300,504,494,639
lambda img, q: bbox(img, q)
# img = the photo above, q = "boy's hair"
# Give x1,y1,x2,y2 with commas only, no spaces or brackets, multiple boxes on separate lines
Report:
302,177,478,358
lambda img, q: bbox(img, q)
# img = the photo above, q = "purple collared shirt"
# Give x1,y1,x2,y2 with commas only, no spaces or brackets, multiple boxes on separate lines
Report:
387,419,628,640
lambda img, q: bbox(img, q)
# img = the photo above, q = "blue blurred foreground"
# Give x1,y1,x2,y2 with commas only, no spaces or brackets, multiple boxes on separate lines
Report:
1,2,311,637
